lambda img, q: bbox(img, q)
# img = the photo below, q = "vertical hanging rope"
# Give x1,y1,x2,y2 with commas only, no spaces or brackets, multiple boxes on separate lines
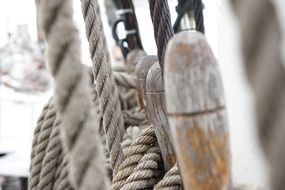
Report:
231,0,285,189
148,0,174,69
38,0,109,189
81,0,125,175
174,0,205,33
194,0,205,33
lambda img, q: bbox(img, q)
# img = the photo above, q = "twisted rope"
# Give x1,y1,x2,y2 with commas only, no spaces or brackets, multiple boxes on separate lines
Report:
111,126,158,190
53,150,72,190
154,164,182,190
38,116,61,190
30,99,50,163
148,0,174,69
81,0,125,175
30,102,56,190
39,0,109,189
232,0,285,189
114,72,137,89
174,0,205,33
194,0,204,33
122,145,163,190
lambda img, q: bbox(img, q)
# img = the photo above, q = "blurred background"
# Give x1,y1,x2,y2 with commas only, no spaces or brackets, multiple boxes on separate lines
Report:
0,0,284,189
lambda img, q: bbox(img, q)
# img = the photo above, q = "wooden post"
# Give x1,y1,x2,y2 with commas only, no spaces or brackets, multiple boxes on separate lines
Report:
135,55,158,108
164,32,231,190
145,62,176,171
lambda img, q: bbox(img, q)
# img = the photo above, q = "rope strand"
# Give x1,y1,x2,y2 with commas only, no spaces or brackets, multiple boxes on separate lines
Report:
148,0,174,70
39,0,109,189
81,0,125,175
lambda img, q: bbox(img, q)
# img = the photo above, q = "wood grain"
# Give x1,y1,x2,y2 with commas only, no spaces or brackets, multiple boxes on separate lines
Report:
164,31,231,190
135,55,158,108
146,62,176,171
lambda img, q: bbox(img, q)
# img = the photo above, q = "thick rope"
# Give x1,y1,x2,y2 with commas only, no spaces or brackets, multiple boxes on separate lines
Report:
122,145,163,190
53,151,72,190
39,0,109,189
154,164,182,190
38,116,61,190
231,0,285,189
114,72,137,89
111,126,158,190
148,0,174,69
30,102,56,190
30,99,50,163
81,0,125,175
194,0,205,33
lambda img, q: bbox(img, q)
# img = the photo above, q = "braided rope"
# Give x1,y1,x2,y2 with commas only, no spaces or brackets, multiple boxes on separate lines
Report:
148,0,174,69
81,0,125,175
30,102,56,190
39,0,109,189
154,164,182,190
232,0,285,189
111,126,158,190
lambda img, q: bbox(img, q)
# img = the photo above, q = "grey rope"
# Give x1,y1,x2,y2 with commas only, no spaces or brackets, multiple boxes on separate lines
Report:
30,102,56,190
38,116,61,190
148,0,174,69
39,0,109,189
81,0,125,175
114,72,137,89
30,99,50,163
154,163,182,190
194,0,205,33
122,145,163,190
111,126,158,190
231,0,285,189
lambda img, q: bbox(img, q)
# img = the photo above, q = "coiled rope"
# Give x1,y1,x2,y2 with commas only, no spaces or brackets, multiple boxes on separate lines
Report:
30,100,56,190
30,0,183,189
81,0,125,175
38,0,109,189
148,0,174,69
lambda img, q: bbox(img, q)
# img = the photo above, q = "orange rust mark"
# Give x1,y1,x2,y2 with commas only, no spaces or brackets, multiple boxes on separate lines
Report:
168,42,193,72
166,154,176,169
175,122,230,190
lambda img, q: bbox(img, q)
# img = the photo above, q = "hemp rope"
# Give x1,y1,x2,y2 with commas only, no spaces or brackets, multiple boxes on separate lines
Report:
30,101,57,190
114,72,137,89
148,0,174,69
81,0,125,175
39,0,109,189
38,116,61,190
30,99,50,163
111,126,162,190
231,0,285,189
154,164,182,190
121,145,163,190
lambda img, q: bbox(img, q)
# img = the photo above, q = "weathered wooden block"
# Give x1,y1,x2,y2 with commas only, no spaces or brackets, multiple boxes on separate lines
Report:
135,55,158,108
145,62,176,171
164,31,231,190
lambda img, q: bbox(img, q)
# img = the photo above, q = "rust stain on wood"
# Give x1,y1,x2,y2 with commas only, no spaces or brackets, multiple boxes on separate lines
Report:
175,122,229,190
